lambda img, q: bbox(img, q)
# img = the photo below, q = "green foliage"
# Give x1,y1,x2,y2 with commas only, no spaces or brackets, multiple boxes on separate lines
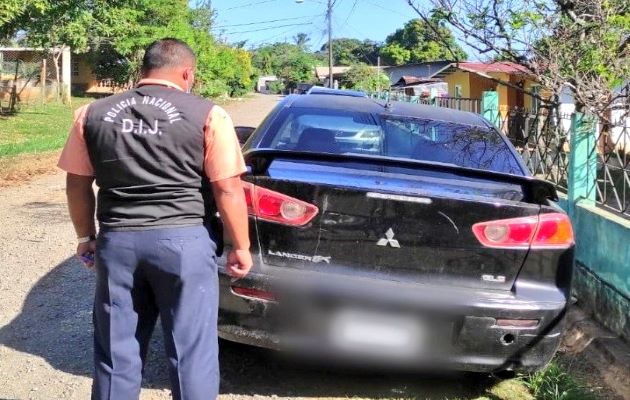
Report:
524,362,599,400
380,18,467,65
252,43,317,90
1,0,254,99
340,63,389,92
197,44,253,97
425,0,629,116
293,32,310,50
320,38,381,66
266,80,285,94
379,42,412,65
0,0,48,38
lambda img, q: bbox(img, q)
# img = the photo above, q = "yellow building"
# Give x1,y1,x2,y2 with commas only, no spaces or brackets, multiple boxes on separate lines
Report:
432,62,542,116
71,53,129,95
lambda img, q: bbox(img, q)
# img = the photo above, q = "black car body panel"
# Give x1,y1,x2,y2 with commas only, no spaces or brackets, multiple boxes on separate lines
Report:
216,93,574,373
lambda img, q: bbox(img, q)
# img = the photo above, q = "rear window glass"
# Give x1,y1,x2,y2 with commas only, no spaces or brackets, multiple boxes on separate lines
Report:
262,107,523,174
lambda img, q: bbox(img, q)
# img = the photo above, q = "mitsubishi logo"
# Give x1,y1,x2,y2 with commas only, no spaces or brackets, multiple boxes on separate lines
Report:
377,228,400,248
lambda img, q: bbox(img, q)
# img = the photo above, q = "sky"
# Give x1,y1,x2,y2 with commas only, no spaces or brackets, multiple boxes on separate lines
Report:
205,0,418,50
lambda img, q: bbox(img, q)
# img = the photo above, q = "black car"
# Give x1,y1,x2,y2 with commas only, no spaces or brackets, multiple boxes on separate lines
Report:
218,91,574,373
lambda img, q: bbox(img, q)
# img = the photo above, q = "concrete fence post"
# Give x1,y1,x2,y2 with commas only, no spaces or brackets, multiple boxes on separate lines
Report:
482,91,500,128
61,47,72,104
430,87,438,106
567,112,597,214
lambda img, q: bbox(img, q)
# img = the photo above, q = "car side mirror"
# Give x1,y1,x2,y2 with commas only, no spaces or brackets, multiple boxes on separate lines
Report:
235,126,256,145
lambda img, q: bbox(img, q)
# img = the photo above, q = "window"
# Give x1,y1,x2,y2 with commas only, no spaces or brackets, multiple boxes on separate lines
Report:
454,85,463,98
268,108,382,155
262,107,524,175
71,59,79,77
531,85,541,114
381,116,522,174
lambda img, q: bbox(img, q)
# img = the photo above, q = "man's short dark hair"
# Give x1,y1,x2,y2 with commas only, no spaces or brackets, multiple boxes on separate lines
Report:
142,38,196,73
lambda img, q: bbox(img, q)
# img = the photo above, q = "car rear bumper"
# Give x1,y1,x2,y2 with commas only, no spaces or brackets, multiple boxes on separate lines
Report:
217,265,568,373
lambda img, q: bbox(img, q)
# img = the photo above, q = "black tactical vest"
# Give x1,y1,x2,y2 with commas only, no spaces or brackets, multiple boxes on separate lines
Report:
84,84,215,231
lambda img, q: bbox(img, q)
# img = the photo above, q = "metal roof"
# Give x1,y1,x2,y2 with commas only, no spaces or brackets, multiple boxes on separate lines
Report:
432,61,532,79
391,76,444,87
0,47,47,51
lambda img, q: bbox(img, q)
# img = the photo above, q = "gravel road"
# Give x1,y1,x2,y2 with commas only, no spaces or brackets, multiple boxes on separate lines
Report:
0,93,544,400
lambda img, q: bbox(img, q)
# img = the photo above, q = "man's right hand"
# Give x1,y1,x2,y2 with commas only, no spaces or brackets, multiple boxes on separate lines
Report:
76,240,96,268
226,249,253,278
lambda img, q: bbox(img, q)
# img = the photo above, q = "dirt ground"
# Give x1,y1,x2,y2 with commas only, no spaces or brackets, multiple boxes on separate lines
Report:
0,93,625,400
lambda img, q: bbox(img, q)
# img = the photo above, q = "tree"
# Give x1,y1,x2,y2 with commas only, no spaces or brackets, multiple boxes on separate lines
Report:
407,0,630,118
379,43,411,66
341,63,390,92
319,38,381,66
2,0,254,99
0,0,48,37
379,18,467,65
293,33,310,50
252,42,317,90
2,0,99,101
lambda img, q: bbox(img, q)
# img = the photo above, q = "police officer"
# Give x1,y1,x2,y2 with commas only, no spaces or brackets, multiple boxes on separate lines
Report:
58,38,253,400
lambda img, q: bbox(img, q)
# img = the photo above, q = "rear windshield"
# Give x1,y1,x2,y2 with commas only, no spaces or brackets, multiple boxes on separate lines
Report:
262,107,523,175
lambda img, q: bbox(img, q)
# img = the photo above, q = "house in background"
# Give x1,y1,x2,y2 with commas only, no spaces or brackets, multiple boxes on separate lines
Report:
0,46,126,105
0,46,72,105
384,61,452,85
315,66,354,88
71,53,128,95
431,61,542,116
390,76,447,97
255,75,279,93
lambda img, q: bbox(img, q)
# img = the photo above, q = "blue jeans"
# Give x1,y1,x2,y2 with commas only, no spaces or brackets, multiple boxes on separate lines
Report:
91,225,219,400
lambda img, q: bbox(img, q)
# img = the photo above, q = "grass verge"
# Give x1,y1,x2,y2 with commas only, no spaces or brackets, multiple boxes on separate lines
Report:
445,360,605,400
522,361,602,400
0,97,93,158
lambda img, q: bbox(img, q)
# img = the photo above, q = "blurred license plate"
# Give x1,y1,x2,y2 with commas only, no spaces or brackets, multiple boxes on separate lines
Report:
329,309,424,356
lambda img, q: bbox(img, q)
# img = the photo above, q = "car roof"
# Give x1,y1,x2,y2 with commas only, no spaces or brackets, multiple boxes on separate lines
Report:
306,86,368,98
286,93,488,127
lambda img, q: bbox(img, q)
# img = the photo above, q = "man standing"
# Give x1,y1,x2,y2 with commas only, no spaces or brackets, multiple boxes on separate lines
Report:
58,38,252,400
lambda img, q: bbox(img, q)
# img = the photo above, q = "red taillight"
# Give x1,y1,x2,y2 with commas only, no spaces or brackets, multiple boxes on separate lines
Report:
242,181,318,226
472,212,574,249
231,286,276,302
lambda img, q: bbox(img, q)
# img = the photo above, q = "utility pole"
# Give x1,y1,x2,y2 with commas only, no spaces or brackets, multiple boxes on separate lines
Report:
377,56,381,92
297,0,333,88
327,0,333,88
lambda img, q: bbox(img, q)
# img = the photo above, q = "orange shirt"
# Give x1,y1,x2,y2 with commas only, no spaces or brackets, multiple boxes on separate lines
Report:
58,79,246,182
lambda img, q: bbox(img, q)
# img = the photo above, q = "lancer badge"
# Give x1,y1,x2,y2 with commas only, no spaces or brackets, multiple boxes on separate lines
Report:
377,228,400,248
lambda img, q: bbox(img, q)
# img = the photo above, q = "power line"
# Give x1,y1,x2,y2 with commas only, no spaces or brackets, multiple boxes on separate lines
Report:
342,0,359,26
223,0,278,11
249,23,314,46
365,0,412,18
224,22,314,35
243,12,326,47
213,15,318,29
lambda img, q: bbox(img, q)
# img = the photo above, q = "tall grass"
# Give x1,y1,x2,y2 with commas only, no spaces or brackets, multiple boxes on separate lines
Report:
524,362,599,400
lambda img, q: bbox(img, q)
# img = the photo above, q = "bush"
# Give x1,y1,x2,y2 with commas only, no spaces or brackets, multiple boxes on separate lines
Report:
195,41,254,99
266,80,286,94
341,63,390,92
197,80,230,98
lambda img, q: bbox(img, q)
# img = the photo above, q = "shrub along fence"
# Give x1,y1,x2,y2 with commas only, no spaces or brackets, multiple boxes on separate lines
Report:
369,90,630,341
